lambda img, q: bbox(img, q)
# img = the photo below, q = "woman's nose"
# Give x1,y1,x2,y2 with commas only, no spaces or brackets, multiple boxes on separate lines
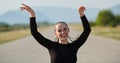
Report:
61,30,65,34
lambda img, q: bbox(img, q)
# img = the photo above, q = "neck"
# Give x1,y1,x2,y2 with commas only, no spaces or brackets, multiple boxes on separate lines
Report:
59,40,68,44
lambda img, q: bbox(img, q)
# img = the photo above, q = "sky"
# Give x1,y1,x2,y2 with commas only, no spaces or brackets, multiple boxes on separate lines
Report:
0,0,120,15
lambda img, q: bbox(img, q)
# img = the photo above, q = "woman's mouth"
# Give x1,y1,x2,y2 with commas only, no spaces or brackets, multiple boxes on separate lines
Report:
60,34,68,38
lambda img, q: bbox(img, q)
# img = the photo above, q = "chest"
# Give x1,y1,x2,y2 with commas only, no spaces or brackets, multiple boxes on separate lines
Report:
49,44,77,57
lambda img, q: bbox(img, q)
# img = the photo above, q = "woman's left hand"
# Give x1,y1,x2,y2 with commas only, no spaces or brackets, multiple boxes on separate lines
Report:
78,6,86,17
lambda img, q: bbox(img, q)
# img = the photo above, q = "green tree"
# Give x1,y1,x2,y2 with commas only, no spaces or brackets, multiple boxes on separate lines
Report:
96,10,114,26
0,22,9,27
89,21,96,27
0,22,10,32
114,15,120,26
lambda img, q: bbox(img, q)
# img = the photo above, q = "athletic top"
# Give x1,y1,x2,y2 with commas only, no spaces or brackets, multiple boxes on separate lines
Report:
30,15,91,63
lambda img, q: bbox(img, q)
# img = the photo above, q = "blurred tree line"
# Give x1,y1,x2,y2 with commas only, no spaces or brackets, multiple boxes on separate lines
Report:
0,21,50,32
90,9,120,27
0,23,29,32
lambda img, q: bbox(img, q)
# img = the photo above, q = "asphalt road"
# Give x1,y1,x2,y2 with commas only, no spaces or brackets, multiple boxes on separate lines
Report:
0,29,120,63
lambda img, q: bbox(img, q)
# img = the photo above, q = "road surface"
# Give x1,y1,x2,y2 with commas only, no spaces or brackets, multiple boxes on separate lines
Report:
0,29,120,63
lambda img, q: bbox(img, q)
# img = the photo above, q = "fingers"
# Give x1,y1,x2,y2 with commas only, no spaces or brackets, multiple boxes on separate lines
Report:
22,3,29,7
20,6,28,11
20,3,29,11
20,7,26,11
79,6,86,11
20,7,23,11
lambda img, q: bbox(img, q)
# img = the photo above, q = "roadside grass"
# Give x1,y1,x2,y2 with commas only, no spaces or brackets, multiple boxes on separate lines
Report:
69,24,120,41
92,26,120,40
0,29,30,44
0,26,52,44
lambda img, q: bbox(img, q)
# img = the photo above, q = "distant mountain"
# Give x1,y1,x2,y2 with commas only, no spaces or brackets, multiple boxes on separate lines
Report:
35,7,99,22
33,7,81,23
1,4,119,24
0,10,50,24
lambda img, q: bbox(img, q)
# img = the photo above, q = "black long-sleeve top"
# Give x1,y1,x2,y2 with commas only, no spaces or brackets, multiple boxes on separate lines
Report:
30,15,91,63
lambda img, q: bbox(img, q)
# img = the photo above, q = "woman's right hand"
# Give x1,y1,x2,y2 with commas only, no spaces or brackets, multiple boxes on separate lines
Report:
20,3,35,17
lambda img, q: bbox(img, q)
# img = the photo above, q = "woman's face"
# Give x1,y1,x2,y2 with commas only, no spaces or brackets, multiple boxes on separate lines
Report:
54,23,69,42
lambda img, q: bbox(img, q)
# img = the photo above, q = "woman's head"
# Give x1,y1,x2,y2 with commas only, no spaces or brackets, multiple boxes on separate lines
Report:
54,22,70,44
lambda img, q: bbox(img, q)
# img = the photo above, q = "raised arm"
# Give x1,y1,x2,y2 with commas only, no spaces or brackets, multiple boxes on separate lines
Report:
78,6,91,32
72,6,91,48
20,4,54,49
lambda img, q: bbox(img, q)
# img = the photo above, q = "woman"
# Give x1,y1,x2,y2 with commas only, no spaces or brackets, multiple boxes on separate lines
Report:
21,4,91,63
